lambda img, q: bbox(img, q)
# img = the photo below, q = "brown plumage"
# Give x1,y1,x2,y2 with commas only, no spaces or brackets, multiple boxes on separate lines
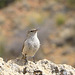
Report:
22,29,40,64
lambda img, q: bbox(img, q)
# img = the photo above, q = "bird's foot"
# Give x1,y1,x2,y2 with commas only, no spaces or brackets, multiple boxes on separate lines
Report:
33,57,36,64
22,54,28,65
24,54,28,65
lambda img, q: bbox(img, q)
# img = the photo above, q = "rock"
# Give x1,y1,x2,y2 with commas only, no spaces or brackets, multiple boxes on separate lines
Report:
0,57,75,75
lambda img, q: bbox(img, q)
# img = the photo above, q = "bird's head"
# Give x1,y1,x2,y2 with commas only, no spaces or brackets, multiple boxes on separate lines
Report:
27,29,38,37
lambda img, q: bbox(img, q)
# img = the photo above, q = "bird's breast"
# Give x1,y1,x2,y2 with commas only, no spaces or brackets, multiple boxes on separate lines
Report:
25,37,40,50
22,36,40,56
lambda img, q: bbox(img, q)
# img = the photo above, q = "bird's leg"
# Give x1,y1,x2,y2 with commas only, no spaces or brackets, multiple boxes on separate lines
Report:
24,54,28,65
22,55,25,59
32,56,35,63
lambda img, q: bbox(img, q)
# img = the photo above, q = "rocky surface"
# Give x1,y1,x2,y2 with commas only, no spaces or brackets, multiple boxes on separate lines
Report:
0,0,75,67
0,57,75,75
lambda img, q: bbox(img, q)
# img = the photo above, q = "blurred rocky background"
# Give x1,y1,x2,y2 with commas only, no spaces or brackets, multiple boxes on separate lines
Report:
0,0,75,67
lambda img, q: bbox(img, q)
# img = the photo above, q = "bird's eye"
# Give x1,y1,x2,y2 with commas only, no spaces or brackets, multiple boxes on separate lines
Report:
30,31,33,32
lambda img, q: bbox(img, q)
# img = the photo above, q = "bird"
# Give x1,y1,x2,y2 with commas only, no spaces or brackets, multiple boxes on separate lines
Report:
22,29,40,64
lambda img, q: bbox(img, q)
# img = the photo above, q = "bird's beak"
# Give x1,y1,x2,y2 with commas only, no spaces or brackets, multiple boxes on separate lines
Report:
36,28,39,31
35,29,39,32
36,29,38,31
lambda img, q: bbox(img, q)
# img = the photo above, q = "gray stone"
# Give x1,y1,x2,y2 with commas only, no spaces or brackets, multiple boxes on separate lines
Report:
0,57,75,75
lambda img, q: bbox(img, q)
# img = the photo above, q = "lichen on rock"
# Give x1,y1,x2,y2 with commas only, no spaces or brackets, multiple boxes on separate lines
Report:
0,57,75,75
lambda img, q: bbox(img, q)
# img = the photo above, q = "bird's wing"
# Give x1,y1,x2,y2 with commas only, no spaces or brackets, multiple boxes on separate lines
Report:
22,33,28,52
21,43,26,59
22,43,24,52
